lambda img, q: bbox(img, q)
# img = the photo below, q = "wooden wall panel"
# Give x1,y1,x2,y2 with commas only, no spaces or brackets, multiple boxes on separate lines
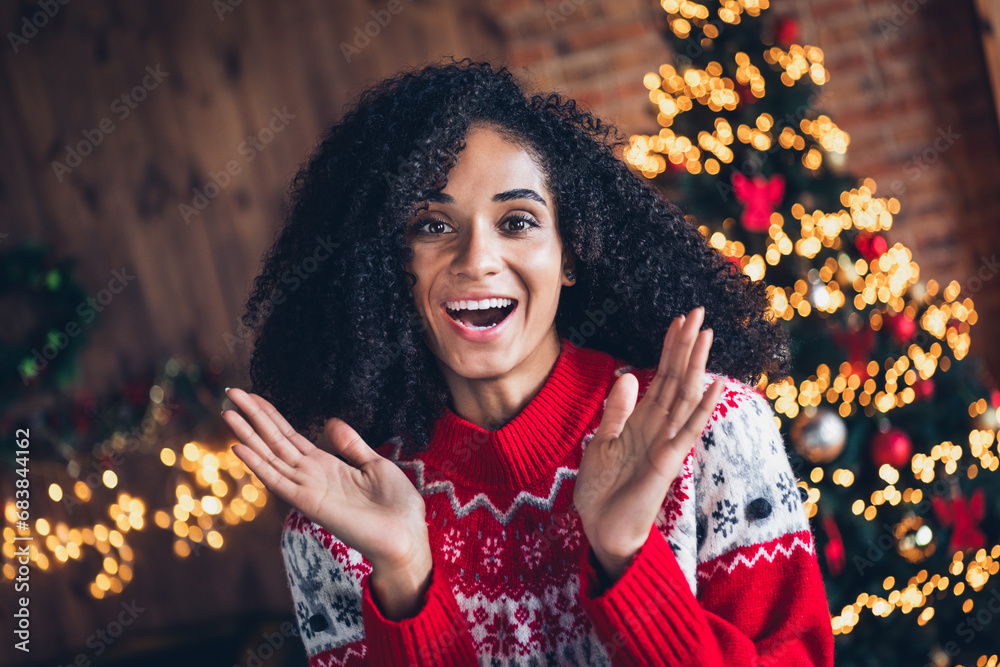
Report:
1,0,504,400
1,1,503,662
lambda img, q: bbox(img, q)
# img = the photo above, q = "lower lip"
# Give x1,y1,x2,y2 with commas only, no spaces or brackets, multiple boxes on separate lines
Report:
441,303,518,342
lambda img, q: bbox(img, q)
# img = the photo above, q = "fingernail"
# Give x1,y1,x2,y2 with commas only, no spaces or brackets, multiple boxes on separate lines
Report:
224,387,232,393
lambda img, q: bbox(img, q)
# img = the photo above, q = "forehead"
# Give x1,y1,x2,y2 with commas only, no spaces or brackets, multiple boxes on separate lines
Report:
440,127,549,196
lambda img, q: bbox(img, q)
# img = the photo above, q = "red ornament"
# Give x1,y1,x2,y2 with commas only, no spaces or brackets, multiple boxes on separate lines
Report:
821,514,845,576
124,381,148,407
931,487,987,553
913,377,935,401
732,172,785,232
774,16,800,47
883,312,917,346
734,81,757,105
871,428,912,469
854,233,887,261
946,318,961,337
832,324,875,382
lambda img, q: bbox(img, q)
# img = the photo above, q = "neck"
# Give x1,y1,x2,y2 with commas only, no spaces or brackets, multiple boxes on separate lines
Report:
436,328,562,431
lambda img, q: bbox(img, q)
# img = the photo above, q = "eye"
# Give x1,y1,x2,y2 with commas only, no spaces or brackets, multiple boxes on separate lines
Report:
411,218,455,236
501,214,538,233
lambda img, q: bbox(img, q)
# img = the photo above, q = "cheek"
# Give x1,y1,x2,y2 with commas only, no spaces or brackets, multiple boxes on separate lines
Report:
523,258,566,306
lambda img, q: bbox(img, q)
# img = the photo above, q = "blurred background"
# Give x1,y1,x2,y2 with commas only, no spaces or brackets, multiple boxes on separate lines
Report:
2,0,1000,665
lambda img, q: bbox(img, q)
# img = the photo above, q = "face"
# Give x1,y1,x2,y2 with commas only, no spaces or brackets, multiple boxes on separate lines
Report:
403,124,575,380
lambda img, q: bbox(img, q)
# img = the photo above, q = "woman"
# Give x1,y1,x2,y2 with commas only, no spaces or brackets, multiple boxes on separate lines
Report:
221,59,834,666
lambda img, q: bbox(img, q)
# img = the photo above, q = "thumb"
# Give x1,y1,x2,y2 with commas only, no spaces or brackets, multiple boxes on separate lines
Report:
324,417,380,468
593,372,639,443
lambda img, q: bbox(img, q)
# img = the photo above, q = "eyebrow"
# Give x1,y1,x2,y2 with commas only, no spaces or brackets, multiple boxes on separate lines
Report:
426,188,547,206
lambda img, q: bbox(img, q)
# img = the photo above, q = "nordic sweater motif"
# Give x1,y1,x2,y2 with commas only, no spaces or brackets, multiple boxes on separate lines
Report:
280,338,835,666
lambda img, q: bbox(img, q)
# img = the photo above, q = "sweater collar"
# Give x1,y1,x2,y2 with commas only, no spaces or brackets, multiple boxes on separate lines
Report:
420,337,618,491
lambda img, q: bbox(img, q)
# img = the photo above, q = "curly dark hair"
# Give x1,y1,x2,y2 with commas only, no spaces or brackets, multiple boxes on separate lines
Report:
241,57,790,454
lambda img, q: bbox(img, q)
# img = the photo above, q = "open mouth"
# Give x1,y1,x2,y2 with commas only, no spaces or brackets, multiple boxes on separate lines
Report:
444,299,518,331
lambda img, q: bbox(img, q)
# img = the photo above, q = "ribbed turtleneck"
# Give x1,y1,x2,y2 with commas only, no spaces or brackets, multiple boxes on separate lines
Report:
419,337,618,491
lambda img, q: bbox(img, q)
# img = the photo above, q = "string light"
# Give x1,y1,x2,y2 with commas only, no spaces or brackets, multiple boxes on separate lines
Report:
2,438,266,598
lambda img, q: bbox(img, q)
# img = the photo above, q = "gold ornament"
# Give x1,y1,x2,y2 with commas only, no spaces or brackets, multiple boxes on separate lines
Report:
791,408,847,463
895,513,936,564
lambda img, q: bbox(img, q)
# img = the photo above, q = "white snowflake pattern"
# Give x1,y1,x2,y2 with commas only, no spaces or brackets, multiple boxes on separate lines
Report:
483,536,503,574
555,515,582,551
520,530,545,569
442,526,465,564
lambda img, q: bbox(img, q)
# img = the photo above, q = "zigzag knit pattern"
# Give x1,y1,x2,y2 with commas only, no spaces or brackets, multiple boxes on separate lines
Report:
280,338,835,666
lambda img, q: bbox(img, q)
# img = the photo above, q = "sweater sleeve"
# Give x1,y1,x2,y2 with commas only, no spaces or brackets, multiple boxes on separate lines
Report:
576,380,835,667
280,508,479,666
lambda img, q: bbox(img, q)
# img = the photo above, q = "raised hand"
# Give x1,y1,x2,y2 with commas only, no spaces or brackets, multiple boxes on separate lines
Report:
221,388,433,619
573,306,725,583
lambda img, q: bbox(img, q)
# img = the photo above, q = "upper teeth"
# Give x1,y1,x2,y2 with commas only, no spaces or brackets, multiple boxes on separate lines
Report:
445,297,514,311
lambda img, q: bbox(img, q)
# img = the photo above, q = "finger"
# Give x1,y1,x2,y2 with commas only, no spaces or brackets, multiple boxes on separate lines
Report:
664,327,713,438
230,441,301,506
593,372,639,443
644,314,685,401
653,306,704,414
324,417,381,468
225,388,304,468
247,392,314,456
221,408,299,481
651,377,725,469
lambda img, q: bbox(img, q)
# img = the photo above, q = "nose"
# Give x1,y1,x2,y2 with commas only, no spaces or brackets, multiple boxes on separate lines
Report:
452,219,503,281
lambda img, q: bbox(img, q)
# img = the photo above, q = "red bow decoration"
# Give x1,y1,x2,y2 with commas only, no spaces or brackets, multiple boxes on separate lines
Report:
732,172,785,232
831,324,875,382
854,233,887,261
821,514,845,576
883,312,917,346
931,487,987,553
774,16,800,46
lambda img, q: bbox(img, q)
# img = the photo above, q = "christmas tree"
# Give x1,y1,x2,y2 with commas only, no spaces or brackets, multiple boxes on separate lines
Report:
625,1,1000,664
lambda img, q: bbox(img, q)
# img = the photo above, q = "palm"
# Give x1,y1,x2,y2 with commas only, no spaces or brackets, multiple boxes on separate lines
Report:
574,307,725,569
222,389,427,569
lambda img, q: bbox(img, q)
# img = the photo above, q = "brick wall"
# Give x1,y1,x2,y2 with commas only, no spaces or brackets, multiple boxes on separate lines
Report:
489,0,1000,379
485,0,671,137
773,0,1000,380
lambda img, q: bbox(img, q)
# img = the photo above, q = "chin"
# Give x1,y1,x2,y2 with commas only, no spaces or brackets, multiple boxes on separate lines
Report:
444,343,516,376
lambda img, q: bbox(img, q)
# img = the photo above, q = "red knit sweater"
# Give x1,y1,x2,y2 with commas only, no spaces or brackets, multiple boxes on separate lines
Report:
280,338,835,665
